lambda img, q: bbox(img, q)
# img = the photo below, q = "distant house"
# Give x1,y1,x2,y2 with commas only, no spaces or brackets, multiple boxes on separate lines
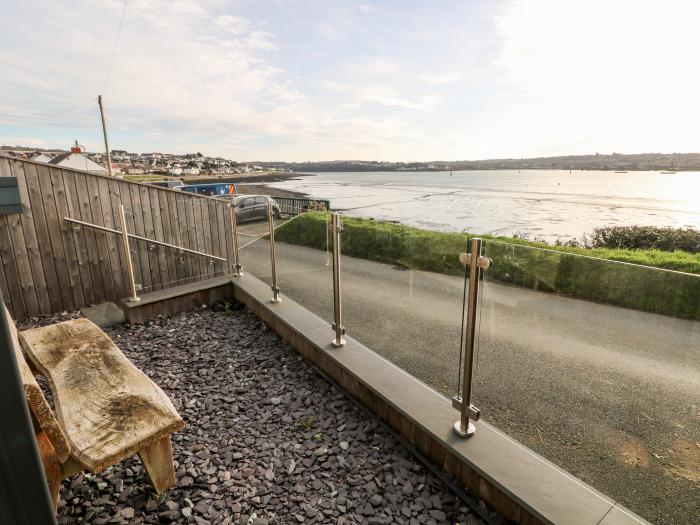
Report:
31,153,53,163
127,168,145,175
48,143,108,174
182,167,200,176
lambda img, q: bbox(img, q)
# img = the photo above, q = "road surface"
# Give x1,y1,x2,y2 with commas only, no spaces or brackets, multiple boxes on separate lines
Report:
238,222,700,524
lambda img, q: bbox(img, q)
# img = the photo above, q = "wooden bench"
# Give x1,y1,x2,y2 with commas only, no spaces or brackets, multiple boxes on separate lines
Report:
7,311,184,506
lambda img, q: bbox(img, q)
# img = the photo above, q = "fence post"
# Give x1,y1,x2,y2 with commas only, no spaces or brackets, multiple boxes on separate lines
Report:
453,237,490,437
229,203,242,277
267,202,280,303
330,212,346,347
118,204,139,302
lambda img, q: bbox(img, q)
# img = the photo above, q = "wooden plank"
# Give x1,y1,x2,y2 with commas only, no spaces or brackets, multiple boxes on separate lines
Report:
221,200,234,275
146,187,170,290
116,180,145,295
61,169,97,306
195,197,210,280
210,200,226,276
19,318,184,473
157,188,178,289
0,244,9,312
108,178,130,299
138,436,176,494
138,185,161,291
0,156,11,177
52,168,86,309
35,164,74,311
24,163,63,313
7,161,41,316
127,182,152,292
183,194,202,283
97,176,124,300
208,199,221,276
84,174,115,301
5,304,70,462
166,190,186,286
11,160,50,314
0,215,27,318
198,197,213,280
72,171,106,304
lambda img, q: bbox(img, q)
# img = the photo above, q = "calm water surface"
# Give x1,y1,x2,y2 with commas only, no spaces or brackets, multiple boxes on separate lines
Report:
267,170,700,242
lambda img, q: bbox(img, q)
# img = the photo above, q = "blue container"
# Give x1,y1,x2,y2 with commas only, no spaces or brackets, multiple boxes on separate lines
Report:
180,183,238,197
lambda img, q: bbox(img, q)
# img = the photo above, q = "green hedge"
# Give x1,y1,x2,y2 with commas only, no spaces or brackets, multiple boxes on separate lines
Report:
275,213,700,320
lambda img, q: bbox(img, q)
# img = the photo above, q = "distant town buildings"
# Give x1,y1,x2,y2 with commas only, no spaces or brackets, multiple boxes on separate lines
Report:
2,145,271,177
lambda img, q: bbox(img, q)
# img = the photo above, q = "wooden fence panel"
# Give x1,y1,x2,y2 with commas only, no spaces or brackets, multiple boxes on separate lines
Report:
127,182,152,292
0,215,26,318
67,169,104,304
36,163,75,311
174,190,195,285
85,173,115,301
156,188,177,289
8,161,43,316
0,155,233,320
24,163,63,313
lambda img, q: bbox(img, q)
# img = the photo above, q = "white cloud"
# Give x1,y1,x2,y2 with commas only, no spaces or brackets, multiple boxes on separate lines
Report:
0,0,309,154
490,0,700,155
361,92,437,112
419,73,461,85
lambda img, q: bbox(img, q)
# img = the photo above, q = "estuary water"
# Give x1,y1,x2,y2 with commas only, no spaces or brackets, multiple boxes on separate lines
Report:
266,170,700,242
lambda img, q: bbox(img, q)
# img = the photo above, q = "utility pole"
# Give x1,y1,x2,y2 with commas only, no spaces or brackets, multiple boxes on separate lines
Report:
98,95,114,177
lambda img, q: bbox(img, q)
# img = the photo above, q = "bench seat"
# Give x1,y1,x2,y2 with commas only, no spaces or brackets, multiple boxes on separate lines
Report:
14,316,184,504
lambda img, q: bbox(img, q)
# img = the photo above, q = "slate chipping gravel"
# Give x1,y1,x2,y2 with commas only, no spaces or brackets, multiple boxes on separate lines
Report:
18,307,502,525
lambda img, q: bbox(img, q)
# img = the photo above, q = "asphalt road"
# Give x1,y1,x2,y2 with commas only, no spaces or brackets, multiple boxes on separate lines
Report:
238,222,700,525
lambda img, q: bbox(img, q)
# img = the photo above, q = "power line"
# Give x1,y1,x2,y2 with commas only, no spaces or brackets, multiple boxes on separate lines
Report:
104,0,128,90
0,57,90,98
0,77,89,100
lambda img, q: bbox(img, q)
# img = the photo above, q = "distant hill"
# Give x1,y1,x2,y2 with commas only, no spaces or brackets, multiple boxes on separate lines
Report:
259,153,700,172
4,146,699,172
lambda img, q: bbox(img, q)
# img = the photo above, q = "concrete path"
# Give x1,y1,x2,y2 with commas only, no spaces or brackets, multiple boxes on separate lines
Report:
238,225,699,525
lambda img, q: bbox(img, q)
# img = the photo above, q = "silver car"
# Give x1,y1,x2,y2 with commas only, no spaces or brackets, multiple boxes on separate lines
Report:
216,195,281,222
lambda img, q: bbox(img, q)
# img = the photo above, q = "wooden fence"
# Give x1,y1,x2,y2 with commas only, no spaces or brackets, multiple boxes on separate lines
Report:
0,154,235,320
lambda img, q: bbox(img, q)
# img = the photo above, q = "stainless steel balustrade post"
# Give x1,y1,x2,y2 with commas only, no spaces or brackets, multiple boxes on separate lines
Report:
268,202,280,303
119,204,140,302
453,237,491,437
229,203,242,277
330,212,346,347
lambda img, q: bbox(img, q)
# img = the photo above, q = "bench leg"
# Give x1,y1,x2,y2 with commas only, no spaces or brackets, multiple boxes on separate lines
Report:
138,436,176,494
36,432,61,507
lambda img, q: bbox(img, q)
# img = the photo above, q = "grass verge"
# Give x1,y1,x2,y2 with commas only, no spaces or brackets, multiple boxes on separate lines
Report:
275,213,700,320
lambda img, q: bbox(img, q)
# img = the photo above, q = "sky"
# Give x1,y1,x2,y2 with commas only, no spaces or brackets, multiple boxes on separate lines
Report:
1,0,699,161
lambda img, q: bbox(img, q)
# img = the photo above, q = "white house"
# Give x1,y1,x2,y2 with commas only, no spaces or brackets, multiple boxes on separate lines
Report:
48,143,108,174
31,153,53,163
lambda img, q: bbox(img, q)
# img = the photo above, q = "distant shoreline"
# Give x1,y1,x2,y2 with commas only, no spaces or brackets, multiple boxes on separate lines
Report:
181,170,315,185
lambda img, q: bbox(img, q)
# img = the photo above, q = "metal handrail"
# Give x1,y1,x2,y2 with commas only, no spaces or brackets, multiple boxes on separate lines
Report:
63,217,226,262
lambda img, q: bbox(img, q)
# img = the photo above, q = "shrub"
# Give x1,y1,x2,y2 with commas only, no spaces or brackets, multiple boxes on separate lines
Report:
587,225,700,253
